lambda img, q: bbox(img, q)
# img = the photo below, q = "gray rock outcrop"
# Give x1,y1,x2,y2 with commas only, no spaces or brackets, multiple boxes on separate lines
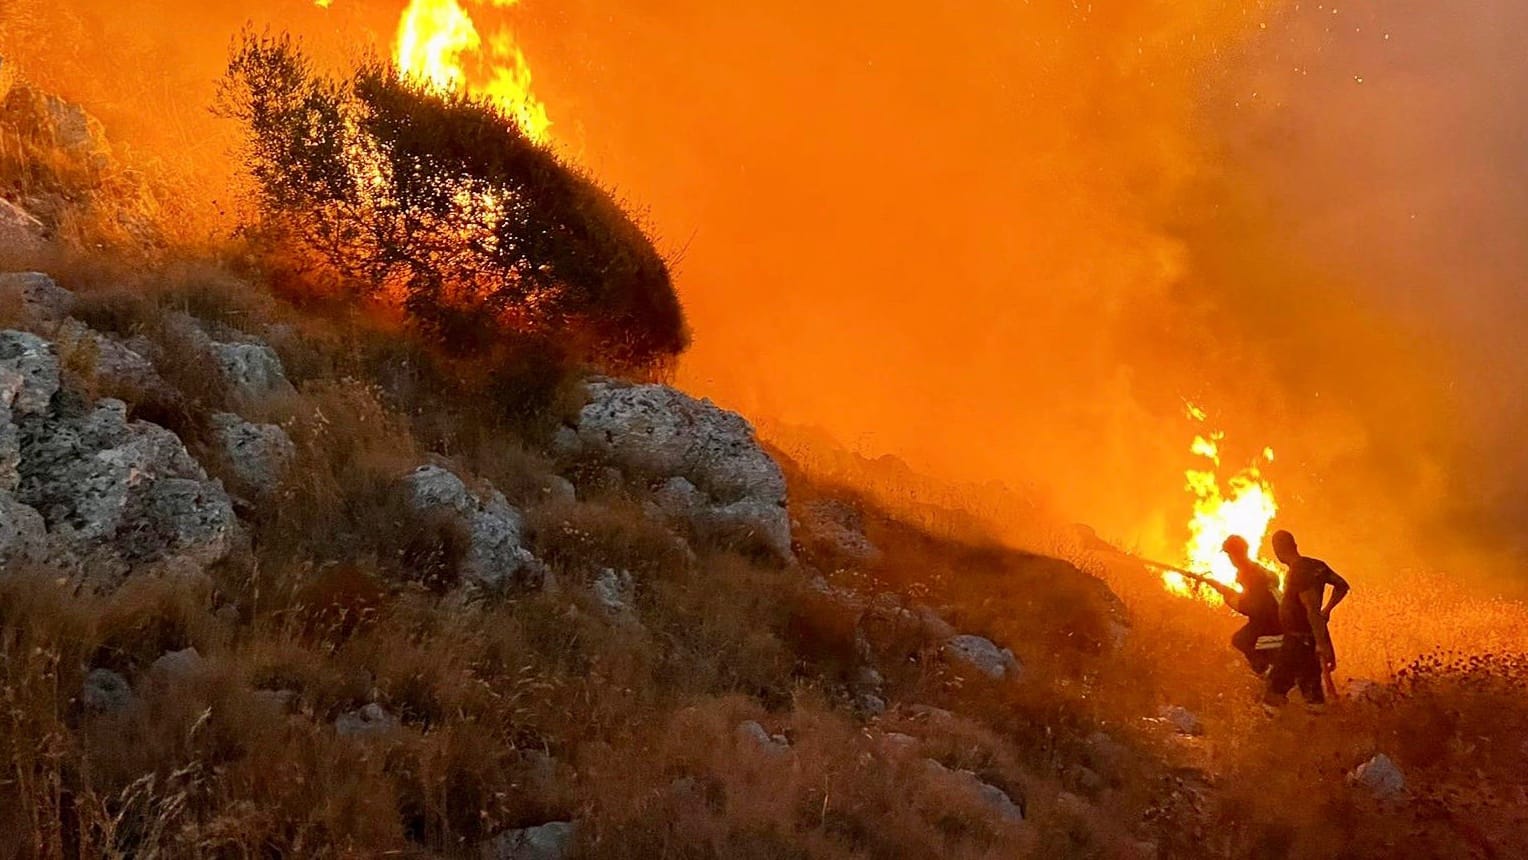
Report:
483,821,577,860
923,760,1025,824
403,465,540,590
15,395,236,581
565,379,792,560
944,634,1022,681
211,340,293,402
1348,753,1406,798
209,413,294,498
0,273,72,323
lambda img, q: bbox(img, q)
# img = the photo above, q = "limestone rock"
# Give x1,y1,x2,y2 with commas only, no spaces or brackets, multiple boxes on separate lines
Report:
799,499,881,565
210,340,293,401
402,465,539,590
81,668,133,714
482,821,577,860
209,413,294,498
566,379,792,560
1348,753,1406,798
591,567,636,619
1158,706,1203,737
736,720,790,756
0,273,72,324
923,760,1025,824
944,634,1022,681
55,318,167,397
15,394,236,582
0,330,60,417
335,703,399,738
148,647,207,683
0,491,48,564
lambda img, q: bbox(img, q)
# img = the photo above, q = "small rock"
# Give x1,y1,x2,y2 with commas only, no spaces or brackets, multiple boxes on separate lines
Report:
944,634,1021,681
1133,840,1160,860
857,693,888,717
252,689,298,712
591,567,635,619
1159,706,1203,737
854,665,886,691
1348,753,1406,798
335,703,399,738
483,821,577,860
799,499,881,565
736,720,790,756
543,475,577,506
149,647,206,682
81,668,133,713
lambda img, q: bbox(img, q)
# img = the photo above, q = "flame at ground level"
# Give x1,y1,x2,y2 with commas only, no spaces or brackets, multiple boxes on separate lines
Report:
1167,410,1280,603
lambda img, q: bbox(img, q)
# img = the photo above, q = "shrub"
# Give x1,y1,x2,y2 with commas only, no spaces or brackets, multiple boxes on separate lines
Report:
216,32,688,369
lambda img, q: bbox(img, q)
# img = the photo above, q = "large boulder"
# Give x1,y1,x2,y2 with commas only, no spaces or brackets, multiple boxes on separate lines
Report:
568,379,792,560
209,413,294,499
402,465,540,590
0,273,72,324
211,340,294,402
13,393,237,583
2,84,111,165
943,634,1022,681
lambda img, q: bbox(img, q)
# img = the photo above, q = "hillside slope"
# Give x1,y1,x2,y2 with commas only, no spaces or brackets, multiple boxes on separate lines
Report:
0,70,1523,860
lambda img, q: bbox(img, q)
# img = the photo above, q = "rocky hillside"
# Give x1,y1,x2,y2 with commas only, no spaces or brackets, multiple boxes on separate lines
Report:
0,70,1524,860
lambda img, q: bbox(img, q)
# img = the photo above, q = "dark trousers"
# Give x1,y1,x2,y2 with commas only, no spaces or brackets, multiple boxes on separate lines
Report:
1266,633,1325,705
1231,623,1274,674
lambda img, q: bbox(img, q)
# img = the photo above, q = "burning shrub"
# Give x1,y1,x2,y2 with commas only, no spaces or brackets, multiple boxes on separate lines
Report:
216,33,687,368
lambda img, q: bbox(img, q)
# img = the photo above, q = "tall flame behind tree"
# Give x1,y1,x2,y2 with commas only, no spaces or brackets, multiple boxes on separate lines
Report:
216,32,685,367
318,0,552,145
1164,404,1281,604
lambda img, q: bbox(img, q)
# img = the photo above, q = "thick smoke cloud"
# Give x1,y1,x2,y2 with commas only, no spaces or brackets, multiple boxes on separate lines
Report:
3,1,1524,583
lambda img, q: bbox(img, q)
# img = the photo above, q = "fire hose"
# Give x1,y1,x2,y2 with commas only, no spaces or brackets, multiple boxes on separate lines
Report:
1132,557,1341,698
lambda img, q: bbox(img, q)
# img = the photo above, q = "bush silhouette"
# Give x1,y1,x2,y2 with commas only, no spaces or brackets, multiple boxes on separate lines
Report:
217,32,687,367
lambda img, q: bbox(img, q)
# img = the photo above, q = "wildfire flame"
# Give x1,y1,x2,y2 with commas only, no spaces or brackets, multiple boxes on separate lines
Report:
318,0,552,144
1166,405,1280,602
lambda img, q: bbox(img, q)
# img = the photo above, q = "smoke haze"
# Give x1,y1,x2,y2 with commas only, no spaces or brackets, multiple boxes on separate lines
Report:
3,0,1526,584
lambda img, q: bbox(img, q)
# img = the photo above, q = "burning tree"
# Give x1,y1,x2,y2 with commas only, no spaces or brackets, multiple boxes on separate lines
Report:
216,32,687,367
